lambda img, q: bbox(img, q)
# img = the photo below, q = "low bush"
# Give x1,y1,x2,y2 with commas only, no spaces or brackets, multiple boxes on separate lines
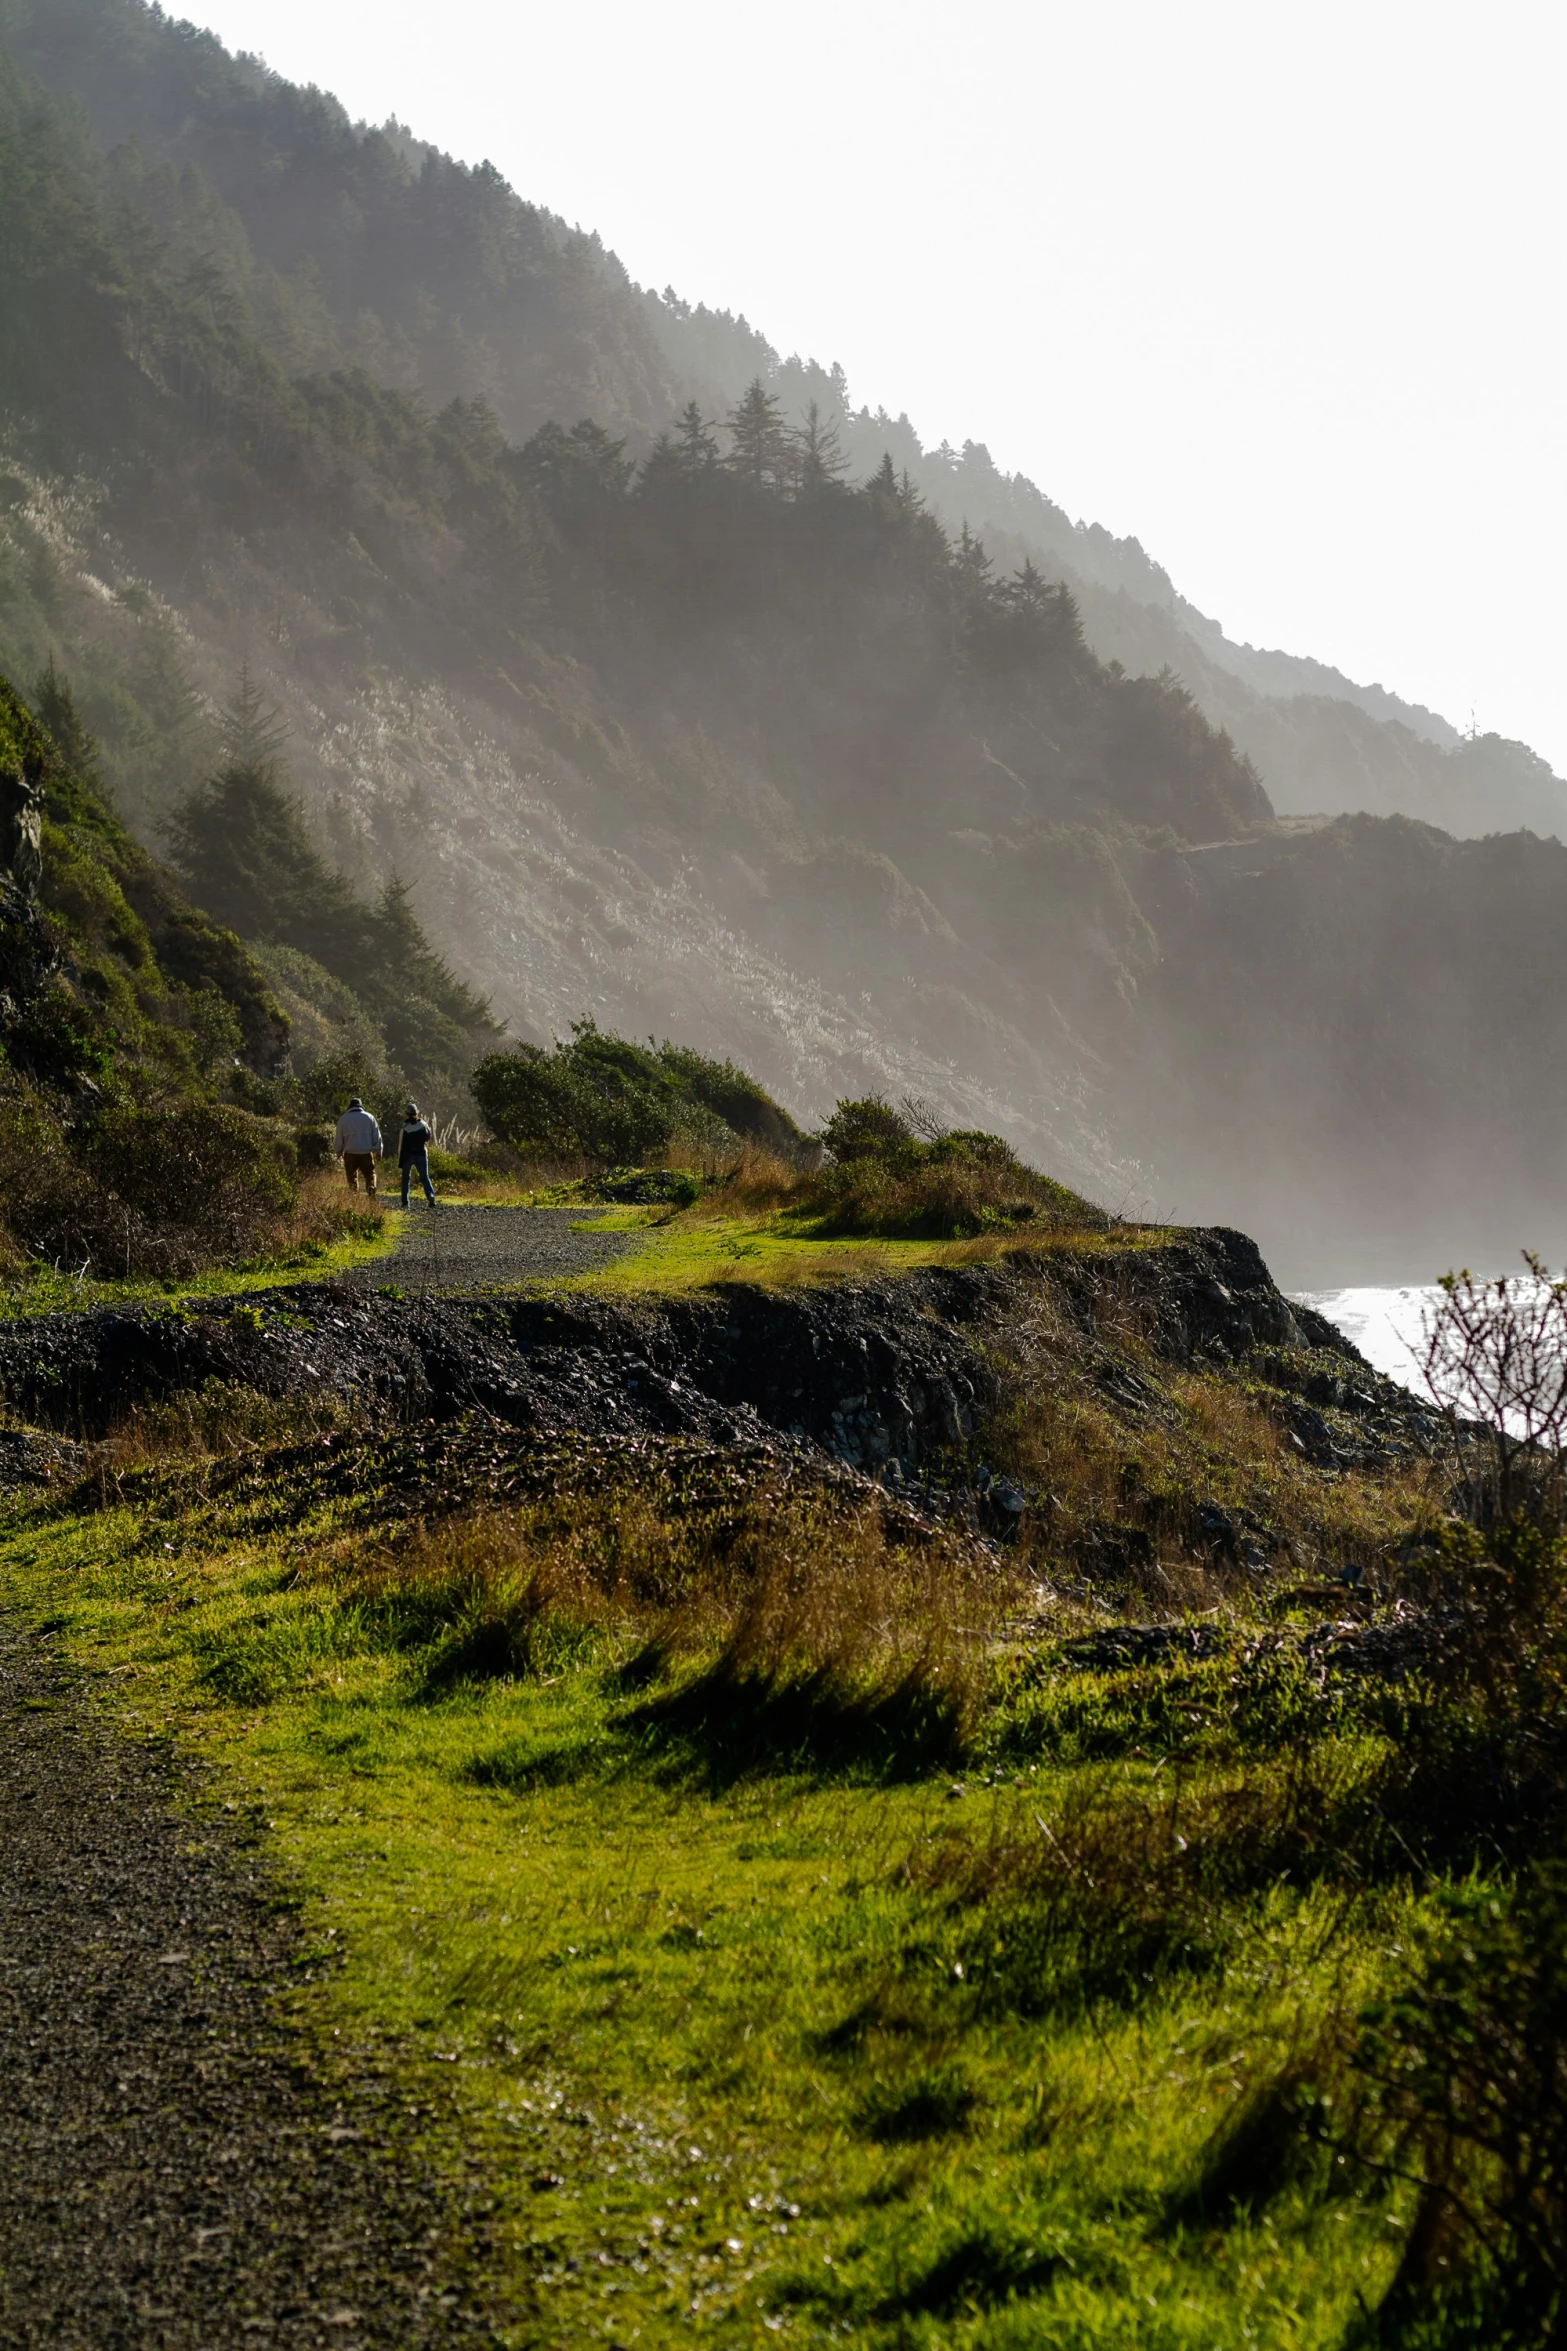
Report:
97,1376,366,1474
1349,1867,1567,2342
811,1096,1106,1239
0,1083,369,1281
471,1019,803,1167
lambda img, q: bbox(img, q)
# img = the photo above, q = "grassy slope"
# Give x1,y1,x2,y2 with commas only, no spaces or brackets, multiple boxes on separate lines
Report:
563,1208,1143,1294
0,1256,1442,2344
0,1493,1409,2348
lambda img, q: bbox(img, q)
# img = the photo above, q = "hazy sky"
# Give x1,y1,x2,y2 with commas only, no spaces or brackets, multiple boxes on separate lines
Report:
184,0,1567,767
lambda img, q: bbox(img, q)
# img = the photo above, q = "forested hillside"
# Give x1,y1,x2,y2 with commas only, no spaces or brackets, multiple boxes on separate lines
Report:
10,0,1559,841
3,0,1566,1277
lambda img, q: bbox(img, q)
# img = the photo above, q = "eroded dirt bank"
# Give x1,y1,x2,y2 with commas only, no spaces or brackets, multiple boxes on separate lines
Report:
0,1229,1435,1483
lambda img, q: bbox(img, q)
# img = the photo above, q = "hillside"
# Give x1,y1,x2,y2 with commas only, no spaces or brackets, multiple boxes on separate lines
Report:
3,0,1567,1277
11,0,1555,844
633,300,1567,839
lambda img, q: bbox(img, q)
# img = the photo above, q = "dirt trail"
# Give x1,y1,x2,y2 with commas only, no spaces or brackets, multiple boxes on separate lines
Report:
0,1620,492,2349
369,1202,638,1295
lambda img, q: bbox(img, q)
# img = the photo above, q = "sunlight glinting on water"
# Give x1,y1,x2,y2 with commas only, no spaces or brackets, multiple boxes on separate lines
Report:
1293,1285,1440,1393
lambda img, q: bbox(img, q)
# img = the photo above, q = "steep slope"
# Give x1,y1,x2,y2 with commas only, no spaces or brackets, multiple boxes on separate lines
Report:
634,299,1567,839
14,0,1559,842
1,0,678,443
3,5,1567,1279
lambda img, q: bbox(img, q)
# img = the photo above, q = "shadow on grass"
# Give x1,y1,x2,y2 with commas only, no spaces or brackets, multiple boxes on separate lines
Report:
1162,2057,1331,2232
615,1647,969,1787
777,2221,1066,2325
854,2063,980,2143
883,2226,1067,2319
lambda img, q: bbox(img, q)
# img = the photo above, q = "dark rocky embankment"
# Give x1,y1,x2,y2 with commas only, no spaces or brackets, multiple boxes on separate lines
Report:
0,1229,1440,1507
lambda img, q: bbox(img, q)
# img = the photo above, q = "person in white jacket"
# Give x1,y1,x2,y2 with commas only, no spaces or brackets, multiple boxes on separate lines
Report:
333,1097,384,1195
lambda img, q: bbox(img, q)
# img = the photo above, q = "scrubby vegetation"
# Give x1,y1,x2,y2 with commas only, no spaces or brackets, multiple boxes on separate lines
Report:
167,679,500,1116
470,1040,1108,1248
811,1095,1106,1238
471,1022,803,1169
8,1248,1567,2342
0,667,374,1280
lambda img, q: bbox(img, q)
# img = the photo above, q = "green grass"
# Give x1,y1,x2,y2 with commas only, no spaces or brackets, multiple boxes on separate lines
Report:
0,1451,1427,2347
0,1211,399,1319
552,1205,1163,1297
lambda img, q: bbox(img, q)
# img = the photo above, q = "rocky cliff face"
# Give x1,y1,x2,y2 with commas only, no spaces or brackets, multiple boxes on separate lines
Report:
0,1229,1430,1493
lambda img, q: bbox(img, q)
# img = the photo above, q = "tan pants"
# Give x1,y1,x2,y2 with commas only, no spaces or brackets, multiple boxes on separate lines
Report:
343,1152,378,1195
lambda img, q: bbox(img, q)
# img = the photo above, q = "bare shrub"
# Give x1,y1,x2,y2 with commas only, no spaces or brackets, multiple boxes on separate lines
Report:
1421,1255,1567,1527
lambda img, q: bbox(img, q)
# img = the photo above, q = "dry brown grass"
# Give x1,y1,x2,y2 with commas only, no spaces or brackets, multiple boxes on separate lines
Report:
676,1142,803,1218
981,1278,1440,1605
288,1167,386,1245
94,1376,367,1476
324,1474,1020,1754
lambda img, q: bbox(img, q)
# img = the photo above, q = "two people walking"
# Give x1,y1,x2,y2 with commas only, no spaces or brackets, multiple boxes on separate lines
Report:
332,1097,439,1208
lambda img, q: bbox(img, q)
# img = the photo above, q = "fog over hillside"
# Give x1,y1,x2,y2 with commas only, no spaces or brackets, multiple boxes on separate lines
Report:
4,0,1566,1282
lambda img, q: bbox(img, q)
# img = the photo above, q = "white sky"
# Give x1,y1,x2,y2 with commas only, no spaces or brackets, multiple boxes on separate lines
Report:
184,0,1567,766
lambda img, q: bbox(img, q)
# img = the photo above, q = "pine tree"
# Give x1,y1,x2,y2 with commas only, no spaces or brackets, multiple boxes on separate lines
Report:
863,452,906,524
32,656,101,787
636,432,684,497
218,663,289,774
725,380,793,492
998,560,1085,652
797,400,847,496
952,524,995,604
675,399,721,476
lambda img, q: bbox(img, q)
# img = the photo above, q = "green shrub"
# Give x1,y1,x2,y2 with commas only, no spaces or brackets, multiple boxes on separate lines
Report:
83,1097,294,1225
1352,1867,1567,2342
820,1096,918,1164
812,1096,1103,1238
472,1018,800,1167
0,1092,302,1279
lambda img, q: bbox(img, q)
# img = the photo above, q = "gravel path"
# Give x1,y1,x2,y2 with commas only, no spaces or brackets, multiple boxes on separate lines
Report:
0,1619,492,2349
373,1203,639,1295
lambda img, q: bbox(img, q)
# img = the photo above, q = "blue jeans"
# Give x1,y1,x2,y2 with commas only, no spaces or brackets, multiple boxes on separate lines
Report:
401,1149,436,1207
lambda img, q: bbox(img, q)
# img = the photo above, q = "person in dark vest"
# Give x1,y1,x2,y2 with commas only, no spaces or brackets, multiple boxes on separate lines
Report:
398,1102,437,1208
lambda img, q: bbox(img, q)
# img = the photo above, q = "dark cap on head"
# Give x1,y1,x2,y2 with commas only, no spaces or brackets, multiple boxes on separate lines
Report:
347,1097,362,1110
406,1102,419,1117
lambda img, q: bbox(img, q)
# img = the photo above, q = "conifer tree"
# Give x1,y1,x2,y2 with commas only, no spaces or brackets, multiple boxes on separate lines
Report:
797,400,847,495
953,523,995,603
218,663,289,775
636,432,684,497
32,656,101,787
725,380,793,492
675,399,721,476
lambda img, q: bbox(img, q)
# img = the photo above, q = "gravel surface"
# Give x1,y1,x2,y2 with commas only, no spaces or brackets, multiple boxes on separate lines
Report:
371,1204,638,1295
0,1620,493,2349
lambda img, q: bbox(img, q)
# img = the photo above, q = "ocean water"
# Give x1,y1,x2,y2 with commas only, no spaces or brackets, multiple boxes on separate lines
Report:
1293,1285,1438,1393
